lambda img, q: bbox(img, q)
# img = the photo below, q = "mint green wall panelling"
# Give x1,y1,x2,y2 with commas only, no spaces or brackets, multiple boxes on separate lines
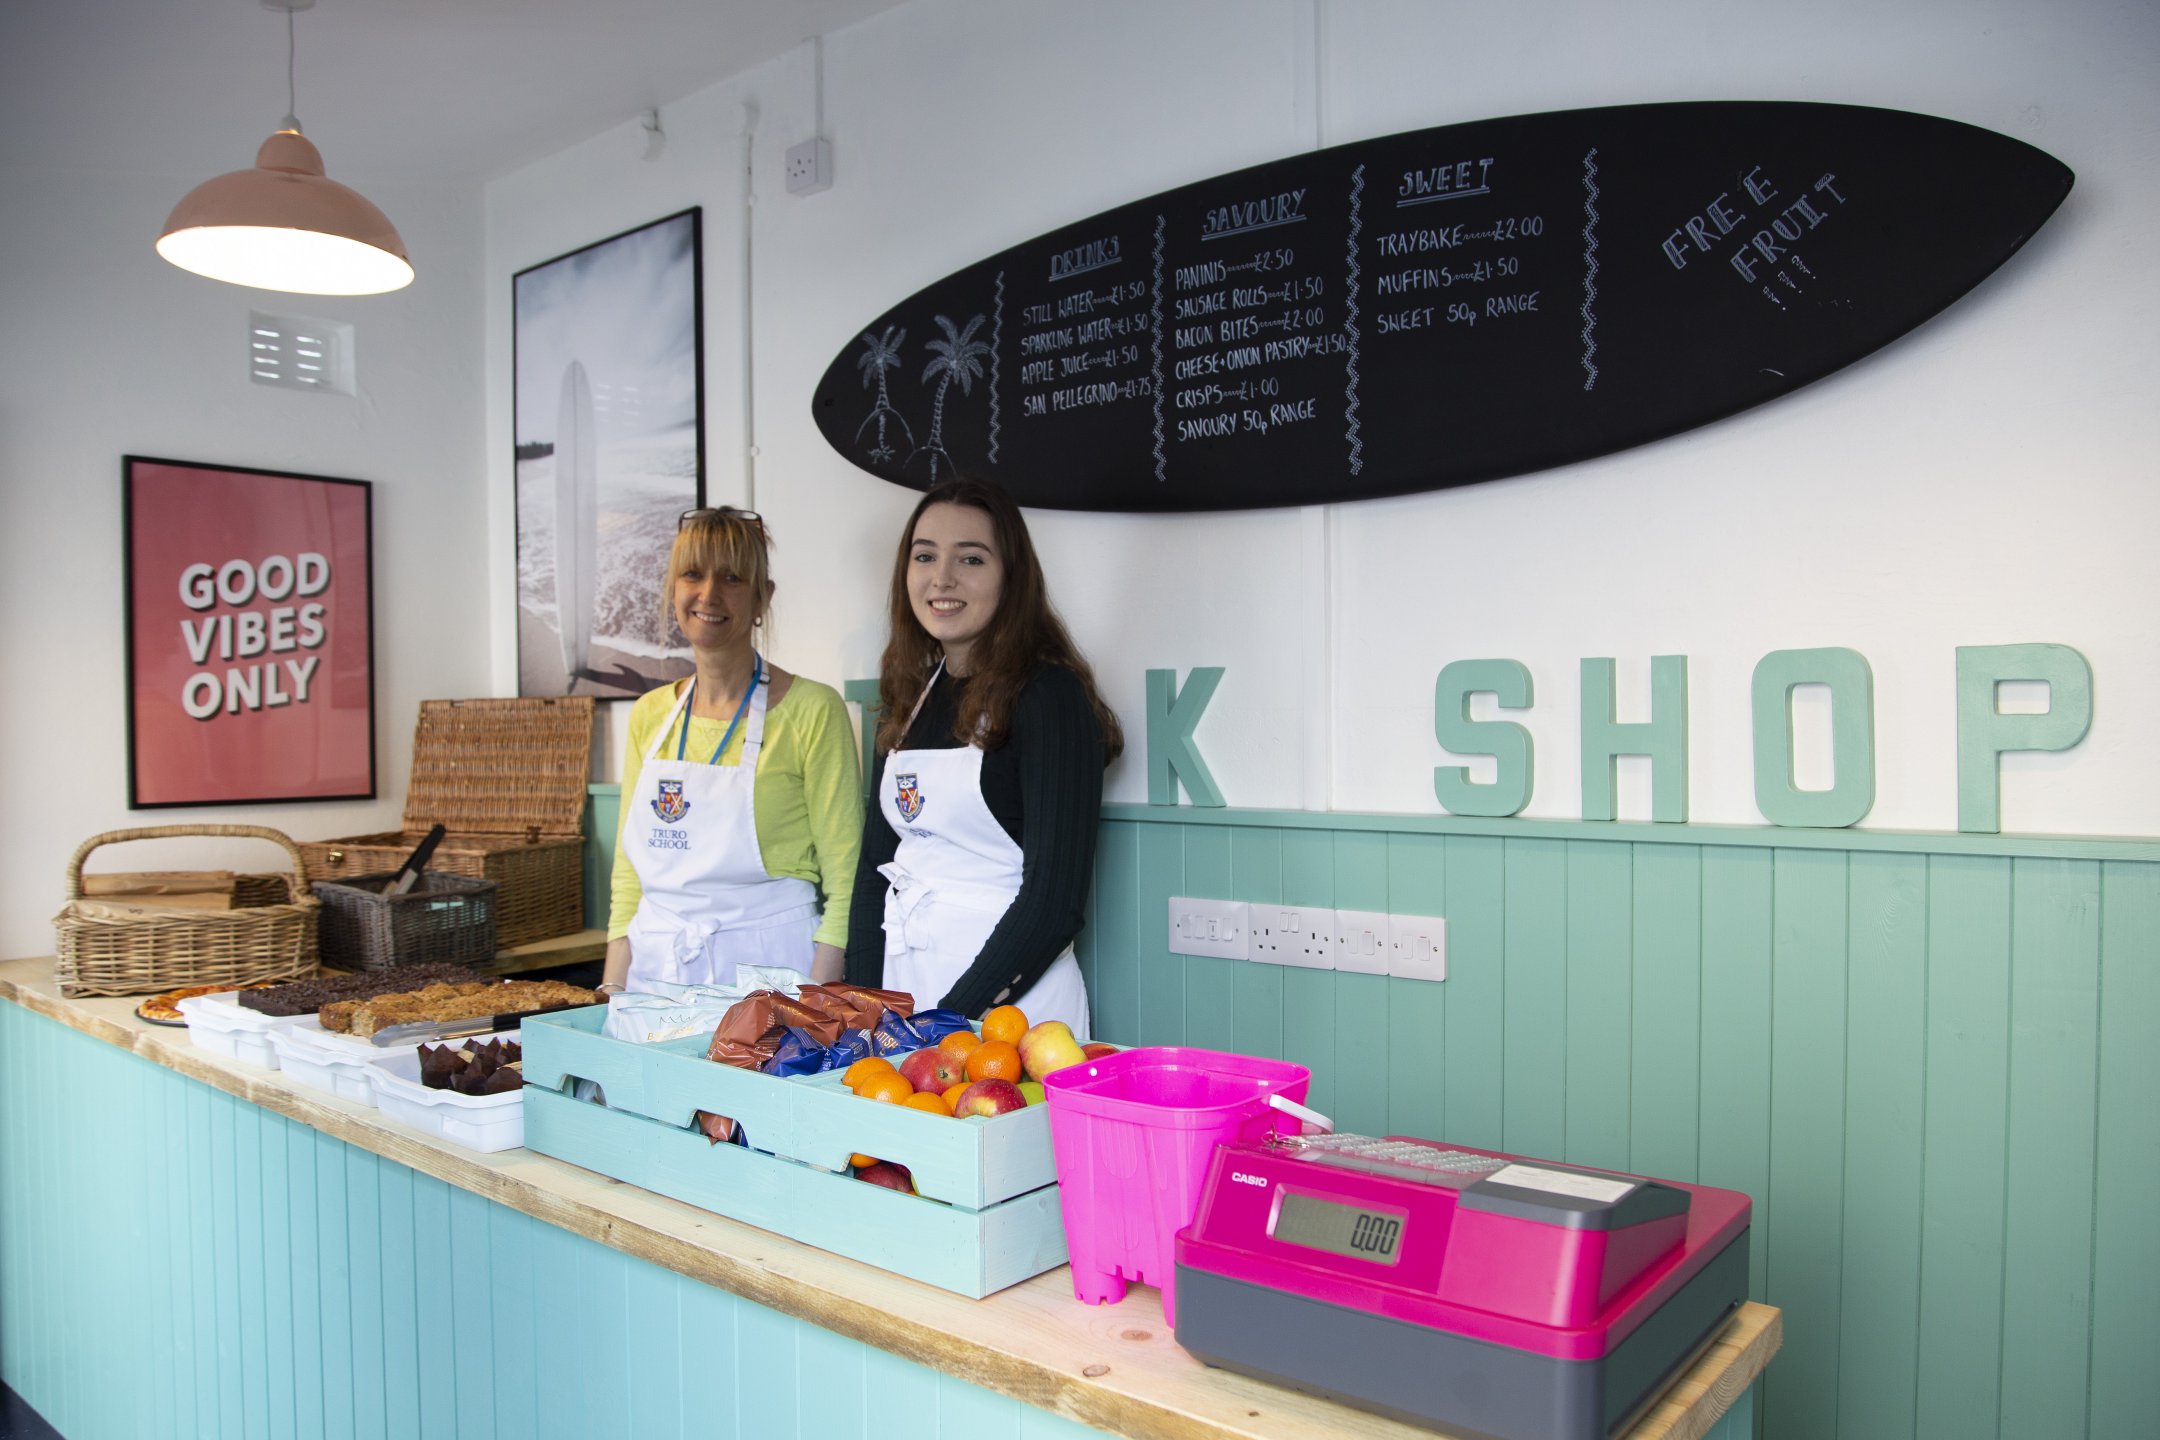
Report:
1281,829,1338,1116
449,1188,497,1436
1629,844,1703,1184
1134,822,1187,1047
286,1113,324,1440
1090,819,1143,1044
1331,830,1392,1136
260,1115,297,1440
864,1344,939,1428
1999,858,2100,1437
578,1205,633,1433
627,1248,684,1440
530,1215,590,1440
412,1173,454,1436
381,1158,425,1437
142,1071,181,1440
800,1320,868,1435
2093,861,2160,1436
314,1128,357,1440
586,784,621,928
1564,842,1632,1172
486,1207,538,1437
189,1082,225,1438
1181,825,1236,1054
738,1301,803,1436
1501,838,1569,1161
235,1100,272,1440
1230,826,1286,1061
1833,852,1926,1440
1442,836,1504,1150
1385,832,1448,1140
1764,848,1849,1440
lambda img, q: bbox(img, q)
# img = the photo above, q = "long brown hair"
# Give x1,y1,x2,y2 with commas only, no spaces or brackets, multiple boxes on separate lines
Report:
875,478,1123,762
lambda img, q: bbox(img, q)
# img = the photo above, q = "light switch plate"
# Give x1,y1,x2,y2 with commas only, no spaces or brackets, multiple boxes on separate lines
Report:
1387,913,1447,982
1167,897,1249,960
1252,905,1334,969
1331,909,1392,975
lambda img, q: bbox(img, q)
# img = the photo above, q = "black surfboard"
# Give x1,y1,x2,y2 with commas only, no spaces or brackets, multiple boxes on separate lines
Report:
811,101,2071,513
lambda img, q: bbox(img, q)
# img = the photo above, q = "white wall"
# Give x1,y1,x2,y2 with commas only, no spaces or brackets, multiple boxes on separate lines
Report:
0,164,490,959
487,0,2160,839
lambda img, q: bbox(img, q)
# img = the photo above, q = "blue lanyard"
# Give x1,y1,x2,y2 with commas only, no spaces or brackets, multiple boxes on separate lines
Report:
675,655,762,764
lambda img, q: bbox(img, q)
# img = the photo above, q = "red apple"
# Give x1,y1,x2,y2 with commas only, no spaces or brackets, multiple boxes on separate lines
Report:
856,1161,915,1193
953,1078,1026,1117
897,1046,967,1094
1081,1043,1120,1061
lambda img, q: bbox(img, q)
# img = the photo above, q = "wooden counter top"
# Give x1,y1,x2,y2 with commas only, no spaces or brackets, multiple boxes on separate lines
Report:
0,957,1777,1440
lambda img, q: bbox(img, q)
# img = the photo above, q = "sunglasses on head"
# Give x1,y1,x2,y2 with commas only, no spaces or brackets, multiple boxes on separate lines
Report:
678,507,764,532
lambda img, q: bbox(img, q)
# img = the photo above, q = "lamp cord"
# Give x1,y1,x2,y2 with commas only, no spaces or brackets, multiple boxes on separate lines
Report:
282,5,301,132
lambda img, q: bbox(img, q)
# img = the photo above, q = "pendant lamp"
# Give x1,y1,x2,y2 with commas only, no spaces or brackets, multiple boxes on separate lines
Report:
157,0,412,295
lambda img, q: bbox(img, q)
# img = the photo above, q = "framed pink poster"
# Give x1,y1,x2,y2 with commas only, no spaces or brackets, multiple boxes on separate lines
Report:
123,456,376,807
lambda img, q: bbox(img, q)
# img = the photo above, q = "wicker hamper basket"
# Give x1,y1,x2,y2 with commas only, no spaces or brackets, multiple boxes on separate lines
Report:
313,871,499,971
54,824,320,997
302,696,593,949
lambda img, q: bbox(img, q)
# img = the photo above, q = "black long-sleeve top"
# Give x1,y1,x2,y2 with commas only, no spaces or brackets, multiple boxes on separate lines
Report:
843,663,1106,1018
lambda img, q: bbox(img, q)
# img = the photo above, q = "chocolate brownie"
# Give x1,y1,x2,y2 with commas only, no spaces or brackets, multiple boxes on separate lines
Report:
238,964,493,1017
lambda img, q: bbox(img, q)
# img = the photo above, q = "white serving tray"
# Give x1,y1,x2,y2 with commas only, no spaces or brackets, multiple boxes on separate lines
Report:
366,1044,525,1153
176,991,304,1069
266,1019,399,1105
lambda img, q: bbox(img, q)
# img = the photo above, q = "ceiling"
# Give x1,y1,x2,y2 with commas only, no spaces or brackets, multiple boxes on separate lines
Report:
0,0,911,188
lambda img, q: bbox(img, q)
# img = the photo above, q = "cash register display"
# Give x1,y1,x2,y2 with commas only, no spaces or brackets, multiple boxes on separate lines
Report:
1270,1191,1408,1265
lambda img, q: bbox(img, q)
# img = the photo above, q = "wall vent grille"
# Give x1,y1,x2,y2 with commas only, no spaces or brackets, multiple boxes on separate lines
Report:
248,311,354,395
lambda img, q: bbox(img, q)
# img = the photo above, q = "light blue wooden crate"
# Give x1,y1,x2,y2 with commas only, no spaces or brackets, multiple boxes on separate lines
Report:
521,1006,1056,1210
522,1085,1069,1298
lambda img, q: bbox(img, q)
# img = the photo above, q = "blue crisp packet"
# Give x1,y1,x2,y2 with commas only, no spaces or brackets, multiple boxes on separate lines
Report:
904,1008,974,1046
823,1028,876,1073
763,1026,836,1077
867,1010,920,1058
871,1007,974,1055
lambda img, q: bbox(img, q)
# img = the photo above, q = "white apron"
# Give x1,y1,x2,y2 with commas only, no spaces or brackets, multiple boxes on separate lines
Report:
876,664,1089,1039
623,663,818,991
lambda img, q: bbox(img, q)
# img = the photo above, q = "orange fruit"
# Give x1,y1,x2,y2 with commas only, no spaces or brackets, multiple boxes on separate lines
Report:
966,1039,1023,1083
904,1090,954,1117
843,1056,896,1091
942,1081,971,1108
857,1071,914,1105
981,1005,1028,1047
938,1030,982,1059
849,1153,878,1170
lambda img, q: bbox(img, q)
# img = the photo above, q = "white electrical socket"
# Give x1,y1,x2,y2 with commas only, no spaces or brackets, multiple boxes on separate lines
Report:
1331,909,1392,976
785,137,833,194
1167,897,1249,961
1251,906,1335,969
1387,914,1447,982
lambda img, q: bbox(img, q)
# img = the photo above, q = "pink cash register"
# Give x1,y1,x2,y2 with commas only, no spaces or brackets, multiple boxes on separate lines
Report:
1173,1133,1751,1440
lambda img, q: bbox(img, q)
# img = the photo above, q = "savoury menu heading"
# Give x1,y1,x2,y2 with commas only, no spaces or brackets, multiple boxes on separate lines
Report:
813,102,2071,513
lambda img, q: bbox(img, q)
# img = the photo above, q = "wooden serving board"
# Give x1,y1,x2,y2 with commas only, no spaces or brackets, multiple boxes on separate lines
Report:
811,101,2072,512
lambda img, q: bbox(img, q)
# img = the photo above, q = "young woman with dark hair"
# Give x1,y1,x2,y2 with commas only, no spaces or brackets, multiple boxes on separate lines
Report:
843,478,1123,1035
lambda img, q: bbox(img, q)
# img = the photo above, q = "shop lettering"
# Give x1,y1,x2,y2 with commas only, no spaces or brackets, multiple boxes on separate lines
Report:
1137,645,2094,835
173,551,335,722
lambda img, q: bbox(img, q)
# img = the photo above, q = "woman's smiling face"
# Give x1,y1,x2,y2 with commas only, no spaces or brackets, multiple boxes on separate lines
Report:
906,502,1003,673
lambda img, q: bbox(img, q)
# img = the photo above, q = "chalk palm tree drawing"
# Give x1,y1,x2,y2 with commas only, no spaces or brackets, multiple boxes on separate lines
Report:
910,313,990,481
853,325,912,463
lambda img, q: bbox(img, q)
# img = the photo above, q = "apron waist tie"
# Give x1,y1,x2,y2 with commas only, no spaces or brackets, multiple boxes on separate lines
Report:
879,862,1015,953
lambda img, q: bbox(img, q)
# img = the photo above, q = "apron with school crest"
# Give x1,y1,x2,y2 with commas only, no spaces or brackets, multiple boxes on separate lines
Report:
876,664,1090,1039
624,662,818,990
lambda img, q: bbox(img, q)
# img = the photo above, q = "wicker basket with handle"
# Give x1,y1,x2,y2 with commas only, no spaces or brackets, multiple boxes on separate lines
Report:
301,697,593,948
54,824,321,997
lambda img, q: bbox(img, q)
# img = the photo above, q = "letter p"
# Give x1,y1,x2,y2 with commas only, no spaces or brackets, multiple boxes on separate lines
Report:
1956,644,2092,833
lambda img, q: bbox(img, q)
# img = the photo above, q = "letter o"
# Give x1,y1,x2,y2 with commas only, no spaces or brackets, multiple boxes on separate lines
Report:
256,554,295,602
216,559,256,606
182,673,221,720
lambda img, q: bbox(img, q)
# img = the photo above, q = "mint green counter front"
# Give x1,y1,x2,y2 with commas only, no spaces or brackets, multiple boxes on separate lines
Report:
0,959,1775,1440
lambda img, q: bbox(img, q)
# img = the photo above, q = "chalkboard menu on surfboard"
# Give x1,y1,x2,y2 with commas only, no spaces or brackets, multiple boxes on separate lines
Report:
812,102,2071,513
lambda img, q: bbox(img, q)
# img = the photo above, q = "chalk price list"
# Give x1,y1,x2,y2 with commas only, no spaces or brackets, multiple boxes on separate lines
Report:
1017,254,1155,419
1169,236,1343,444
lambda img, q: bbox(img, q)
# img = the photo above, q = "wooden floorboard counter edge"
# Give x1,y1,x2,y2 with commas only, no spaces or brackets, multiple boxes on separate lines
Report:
0,955,1777,1440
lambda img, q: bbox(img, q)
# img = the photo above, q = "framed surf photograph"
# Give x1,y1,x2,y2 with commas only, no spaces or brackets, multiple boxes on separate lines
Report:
122,456,376,808
513,207,705,698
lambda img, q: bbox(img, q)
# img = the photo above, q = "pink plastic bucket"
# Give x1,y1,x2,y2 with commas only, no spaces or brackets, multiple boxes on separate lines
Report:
1043,1046,1310,1324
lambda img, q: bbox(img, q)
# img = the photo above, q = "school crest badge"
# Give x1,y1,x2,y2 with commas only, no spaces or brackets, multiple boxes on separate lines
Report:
652,779,690,824
895,773,924,822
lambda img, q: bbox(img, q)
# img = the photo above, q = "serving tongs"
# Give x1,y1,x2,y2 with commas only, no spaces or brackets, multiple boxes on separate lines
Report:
367,999,594,1047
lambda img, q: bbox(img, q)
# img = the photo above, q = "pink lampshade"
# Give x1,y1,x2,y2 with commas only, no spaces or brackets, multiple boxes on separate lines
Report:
157,129,413,295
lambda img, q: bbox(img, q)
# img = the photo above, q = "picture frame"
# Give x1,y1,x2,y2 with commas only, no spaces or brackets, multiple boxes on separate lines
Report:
122,455,377,808
513,207,706,698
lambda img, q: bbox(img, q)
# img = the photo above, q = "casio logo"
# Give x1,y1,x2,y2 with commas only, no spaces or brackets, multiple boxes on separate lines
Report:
1230,1171,1268,1188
